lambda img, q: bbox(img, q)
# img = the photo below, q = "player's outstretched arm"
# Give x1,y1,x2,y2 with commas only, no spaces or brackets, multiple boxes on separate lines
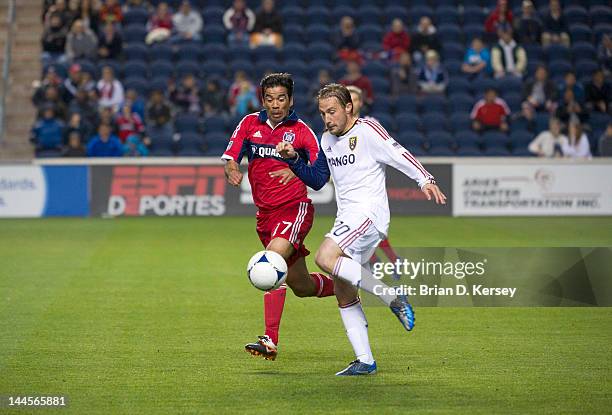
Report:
276,142,330,191
224,159,243,187
422,183,447,205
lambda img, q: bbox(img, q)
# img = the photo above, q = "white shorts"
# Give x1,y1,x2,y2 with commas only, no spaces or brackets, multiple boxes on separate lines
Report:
325,214,384,265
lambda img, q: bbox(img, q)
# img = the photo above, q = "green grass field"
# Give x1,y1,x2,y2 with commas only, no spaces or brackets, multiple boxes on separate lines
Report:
1,217,611,414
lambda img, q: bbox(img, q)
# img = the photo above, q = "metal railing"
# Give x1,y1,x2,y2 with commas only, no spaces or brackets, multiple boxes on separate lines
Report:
0,0,16,145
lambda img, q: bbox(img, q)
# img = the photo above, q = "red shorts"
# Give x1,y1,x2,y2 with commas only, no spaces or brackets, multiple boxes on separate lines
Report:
256,201,314,267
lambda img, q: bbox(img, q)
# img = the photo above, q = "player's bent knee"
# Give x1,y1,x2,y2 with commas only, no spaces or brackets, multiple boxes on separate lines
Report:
266,237,296,260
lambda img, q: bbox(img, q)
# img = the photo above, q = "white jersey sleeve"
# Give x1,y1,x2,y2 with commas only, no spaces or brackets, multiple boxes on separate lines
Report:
360,119,435,189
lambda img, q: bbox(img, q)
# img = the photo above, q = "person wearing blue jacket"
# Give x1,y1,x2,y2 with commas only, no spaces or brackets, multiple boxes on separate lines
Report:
86,123,123,157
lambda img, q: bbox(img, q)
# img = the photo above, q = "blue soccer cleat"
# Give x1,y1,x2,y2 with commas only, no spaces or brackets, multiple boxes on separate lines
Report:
390,295,415,331
335,360,377,376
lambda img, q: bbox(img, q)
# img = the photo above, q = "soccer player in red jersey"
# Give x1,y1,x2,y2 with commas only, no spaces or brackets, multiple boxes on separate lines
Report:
222,73,335,361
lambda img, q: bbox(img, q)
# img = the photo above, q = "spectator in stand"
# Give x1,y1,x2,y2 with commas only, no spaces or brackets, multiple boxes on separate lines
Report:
598,122,612,156
98,22,122,60
172,0,203,42
124,88,146,121
99,0,123,26
223,0,256,47
229,76,259,117
64,112,93,145
391,51,418,96
340,60,374,105
62,63,83,103
31,106,65,150
78,0,100,34
41,14,68,64
411,16,441,66
333,16,361,64
521,65,557,121
471,88,510,133
383,18,411,61
514,0,542,45
87,123,123,157
34,85,67,120
418,50,448,95
542,0,570,48
116,104,145,143
170,74,201,114
528,117,567,157
585,69,611,114
485,0,513,37
123,0,147,11
146,2,173,44
558,71,585,105
44,0,74,29
69,88,99,127
250,0,283,49
461,37,492,79
598,34,612,76
556,89,587,125
78,69,96,92
97,66,124,111
492,27,527,79
62,131,86,157
202,78,227,115
146,89,173,136
123,135,149,157
562,121,591,158
65,19,98,61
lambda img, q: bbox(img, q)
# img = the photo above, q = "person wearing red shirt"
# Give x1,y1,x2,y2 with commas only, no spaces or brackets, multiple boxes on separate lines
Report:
471,88,511,132
148,2,173,31
115,104,145,143
382,18,411,61
222,73,335,361
485,0,513,34
340,61,374,106
99,0,123,25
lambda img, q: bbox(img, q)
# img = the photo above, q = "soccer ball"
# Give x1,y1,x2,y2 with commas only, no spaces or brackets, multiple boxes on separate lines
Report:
247,250,288,291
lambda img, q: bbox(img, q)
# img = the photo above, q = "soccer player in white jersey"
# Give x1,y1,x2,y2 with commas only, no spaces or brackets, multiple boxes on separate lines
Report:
276,84,446,376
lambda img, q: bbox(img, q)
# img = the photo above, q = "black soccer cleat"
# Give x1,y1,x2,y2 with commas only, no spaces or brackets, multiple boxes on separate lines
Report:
245,335,278,361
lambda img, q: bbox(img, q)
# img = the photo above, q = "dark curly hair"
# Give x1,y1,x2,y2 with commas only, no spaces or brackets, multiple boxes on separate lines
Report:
260,73,294,100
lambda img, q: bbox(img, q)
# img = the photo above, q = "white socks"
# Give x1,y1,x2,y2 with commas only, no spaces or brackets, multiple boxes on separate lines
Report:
339,299,374,365
333,257,396,306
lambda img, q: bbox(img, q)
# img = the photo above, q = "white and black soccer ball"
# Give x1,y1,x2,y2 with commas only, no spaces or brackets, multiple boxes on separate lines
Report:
247,250,288,291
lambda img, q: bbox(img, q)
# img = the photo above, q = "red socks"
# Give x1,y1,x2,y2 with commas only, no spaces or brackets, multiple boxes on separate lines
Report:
310,272,335,297
378,238,400,263
264,286,286,345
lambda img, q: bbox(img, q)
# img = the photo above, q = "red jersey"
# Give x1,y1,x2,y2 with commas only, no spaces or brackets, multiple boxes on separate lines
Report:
222,110,320,212
470,98,510,127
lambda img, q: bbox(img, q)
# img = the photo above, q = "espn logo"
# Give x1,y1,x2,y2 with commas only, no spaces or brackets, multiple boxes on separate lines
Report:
107,166,226,216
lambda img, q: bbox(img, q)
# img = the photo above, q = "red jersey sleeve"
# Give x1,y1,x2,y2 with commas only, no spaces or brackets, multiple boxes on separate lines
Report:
296,120,320,164
222,113,253,162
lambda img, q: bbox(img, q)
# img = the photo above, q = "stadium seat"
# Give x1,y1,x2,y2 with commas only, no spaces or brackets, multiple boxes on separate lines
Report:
447,78,472,95
534,113,550,134
305,42,333,62
436,6,460,25
305,6,330,25
148,128,177,156
484,146,512,156
442,42,465,61
280,6,304,26
482,131,509,146
370,76,391,95
463,6,486,25
455,130,480,147
254,59,279,77
510,130,534,148
370,95,393,114
569,24,593,43
549,59,573,79
371,113,395,132
409,5,434,23
150,77,169,92
123,61,148,79
177,44,202,62
449,93,474,113
362,60,388,78
437,24,463,44
283,24,304,44
498,77,523,97
202,6,225,27
149,44,174,62
471,77,497,96
204,61,227,77
564,6,589,25
382,6,409,25
422,113,449,133
201,43,227,62
177,132,205,156
395,95,417,113
356,5,382,26
420,95,447,114
396,113,421,131
308,59,334,79
427,145,455,156
503,93,522,113
203,116,227,133
150,60,174,78
35,148,63,158
398,131,426,148
358,25,384,44
545,45,571,62
252,46,279,62
445,59,463,76
124,8,149,26
283,42,307,61
176,61,202,78
282,59,309,78
427,131,454,147
590,112,611,133
202,26,226,43
450,112,472,133
572,42,597,62
227,44,252,62
305,24,331,43
331,5,356,22
463,24,485,43
98,60,121,77
456,144,483,156
175,114,201,133
590,6,612,26
124,43,149,61
594,23,612,43
575,61,599,79
123,25,147,44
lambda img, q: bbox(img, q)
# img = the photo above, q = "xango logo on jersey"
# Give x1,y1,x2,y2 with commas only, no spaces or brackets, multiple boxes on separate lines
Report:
328,154,356,167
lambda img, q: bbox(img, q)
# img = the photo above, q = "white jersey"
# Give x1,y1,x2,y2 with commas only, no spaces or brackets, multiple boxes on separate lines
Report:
320,117,434,236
